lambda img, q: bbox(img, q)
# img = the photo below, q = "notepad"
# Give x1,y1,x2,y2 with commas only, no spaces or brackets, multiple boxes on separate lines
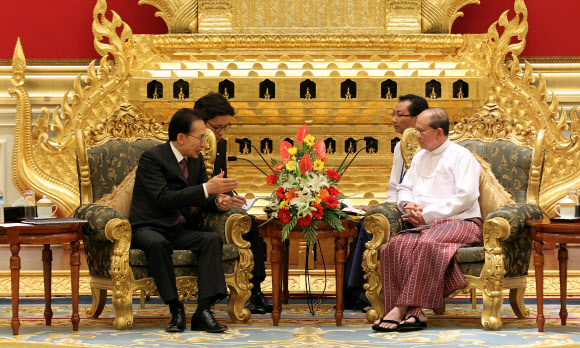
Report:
242,198,257,211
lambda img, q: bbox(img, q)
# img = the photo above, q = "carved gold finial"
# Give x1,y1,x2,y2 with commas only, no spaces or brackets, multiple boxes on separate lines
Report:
223,87,229,99
178,87,185,99
305,87,311,99
242,143,250,154
153,87,159,99
429,86,437,99
345,87,352,99
327,143,334,154
457,85,464,99
264,88,270,99
262,142,271,154
11,38,26,87
386,86,392,99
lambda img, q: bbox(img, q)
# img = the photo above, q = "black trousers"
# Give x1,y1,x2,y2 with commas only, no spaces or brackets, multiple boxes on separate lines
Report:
244,215,266,286
132,225,227,303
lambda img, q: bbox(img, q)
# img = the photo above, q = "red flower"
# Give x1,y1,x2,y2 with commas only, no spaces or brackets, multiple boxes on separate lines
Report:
280,141,293,161
266,174,278,185
296,125,308,143
298,214,313,227
312,203,324,219
326,169,341,182
313,140,326,159
299,155,313,175
327,186,339,197
276,187,286,199
273,162,285,172
278,209,292,224
323,195,339,209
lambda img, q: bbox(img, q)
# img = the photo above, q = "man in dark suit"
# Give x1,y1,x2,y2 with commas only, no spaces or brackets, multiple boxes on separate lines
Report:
130,108,239,333
194,93,273,314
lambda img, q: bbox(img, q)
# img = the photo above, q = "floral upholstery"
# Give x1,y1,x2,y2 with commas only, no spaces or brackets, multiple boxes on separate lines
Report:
458,140,534,203
87,139,160,201
75,203,125,279
487,203,543,277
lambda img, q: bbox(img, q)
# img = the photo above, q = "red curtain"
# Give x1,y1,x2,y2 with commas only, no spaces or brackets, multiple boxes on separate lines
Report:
1,0,577,59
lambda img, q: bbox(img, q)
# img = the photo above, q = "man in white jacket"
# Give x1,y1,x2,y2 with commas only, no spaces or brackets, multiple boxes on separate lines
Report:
373,107,482,332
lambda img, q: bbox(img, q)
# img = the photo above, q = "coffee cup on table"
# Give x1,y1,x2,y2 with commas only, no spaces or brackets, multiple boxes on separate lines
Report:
36,195,57,218
555,195,576,219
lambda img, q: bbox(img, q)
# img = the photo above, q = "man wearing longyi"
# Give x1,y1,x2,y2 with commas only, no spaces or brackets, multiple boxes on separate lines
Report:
373,107,482,332
130,108,238,333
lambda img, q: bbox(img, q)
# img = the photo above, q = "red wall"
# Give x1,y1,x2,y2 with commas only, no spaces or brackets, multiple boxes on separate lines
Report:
1,0,577,59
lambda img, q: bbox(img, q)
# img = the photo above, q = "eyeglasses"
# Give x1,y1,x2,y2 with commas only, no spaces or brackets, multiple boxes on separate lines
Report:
414,128,438,137
391,112,411,119
185,133,207,142
206,120,231,132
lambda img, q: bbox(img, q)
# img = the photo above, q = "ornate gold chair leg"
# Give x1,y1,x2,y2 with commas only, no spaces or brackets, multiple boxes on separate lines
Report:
140,290,146,309
471,288,477,309
112,288,135,330
86,287,107,319
481,290,503,330
226,281,252,324
509,287,529,319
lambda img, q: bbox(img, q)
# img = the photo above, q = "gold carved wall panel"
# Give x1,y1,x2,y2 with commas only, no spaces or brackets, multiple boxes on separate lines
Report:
9,0,580,218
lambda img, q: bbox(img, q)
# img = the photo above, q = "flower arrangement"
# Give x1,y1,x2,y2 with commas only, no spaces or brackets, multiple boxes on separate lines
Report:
264,125,349,246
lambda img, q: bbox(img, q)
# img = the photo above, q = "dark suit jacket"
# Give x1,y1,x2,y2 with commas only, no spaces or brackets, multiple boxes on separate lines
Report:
130,141,217,232
212,139,228,178
212,139,233,196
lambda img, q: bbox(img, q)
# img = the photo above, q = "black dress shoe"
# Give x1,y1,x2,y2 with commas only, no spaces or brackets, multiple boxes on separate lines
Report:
245,293,267,314
166,303,186,332
256,291,273,313
191,309,228,333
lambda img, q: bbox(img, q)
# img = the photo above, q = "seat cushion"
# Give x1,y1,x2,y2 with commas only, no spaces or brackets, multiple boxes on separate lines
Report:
129,243,239,267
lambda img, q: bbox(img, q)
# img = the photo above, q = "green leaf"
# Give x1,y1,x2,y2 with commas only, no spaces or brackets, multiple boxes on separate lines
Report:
281,219,298,241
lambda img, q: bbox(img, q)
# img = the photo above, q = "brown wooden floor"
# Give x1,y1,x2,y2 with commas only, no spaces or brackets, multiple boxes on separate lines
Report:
1,243,579,272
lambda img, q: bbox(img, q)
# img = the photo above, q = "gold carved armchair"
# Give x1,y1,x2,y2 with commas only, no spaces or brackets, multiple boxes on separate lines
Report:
361,104,545,330
73,105,254,330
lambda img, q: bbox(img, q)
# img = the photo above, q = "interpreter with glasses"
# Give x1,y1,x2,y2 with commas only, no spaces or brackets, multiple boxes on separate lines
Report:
344,95,429,312
194,93,273,316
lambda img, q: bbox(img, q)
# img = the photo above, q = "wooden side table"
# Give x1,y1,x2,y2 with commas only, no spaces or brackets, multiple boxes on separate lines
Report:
0,222,84,335
528,219,580,332
258,218,358,326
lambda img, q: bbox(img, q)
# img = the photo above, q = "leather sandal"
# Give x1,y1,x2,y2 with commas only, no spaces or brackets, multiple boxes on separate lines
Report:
371,318,400,332
398,315,427,331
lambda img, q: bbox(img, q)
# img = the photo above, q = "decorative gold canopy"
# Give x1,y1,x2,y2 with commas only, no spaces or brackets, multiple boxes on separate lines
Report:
9,0,580,218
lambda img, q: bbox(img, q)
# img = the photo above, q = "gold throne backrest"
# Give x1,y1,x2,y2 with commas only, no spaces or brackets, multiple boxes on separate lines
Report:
76,104,217,208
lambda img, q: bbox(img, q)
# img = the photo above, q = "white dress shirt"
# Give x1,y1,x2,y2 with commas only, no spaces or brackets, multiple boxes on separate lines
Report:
386,141,405,203
397,139,481,225
170,141,208,198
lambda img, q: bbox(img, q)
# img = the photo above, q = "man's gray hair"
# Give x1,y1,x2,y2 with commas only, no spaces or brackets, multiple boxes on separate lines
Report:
426,107,449,136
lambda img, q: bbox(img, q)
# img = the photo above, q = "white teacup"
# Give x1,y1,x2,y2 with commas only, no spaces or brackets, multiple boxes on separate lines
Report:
36,195,57,218
555,196,576,219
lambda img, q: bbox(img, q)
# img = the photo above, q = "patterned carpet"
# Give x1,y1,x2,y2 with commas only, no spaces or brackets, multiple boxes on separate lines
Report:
1,297,580,348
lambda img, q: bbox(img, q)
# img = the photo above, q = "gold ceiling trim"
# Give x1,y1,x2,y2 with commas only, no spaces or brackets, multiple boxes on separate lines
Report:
150,33,464,50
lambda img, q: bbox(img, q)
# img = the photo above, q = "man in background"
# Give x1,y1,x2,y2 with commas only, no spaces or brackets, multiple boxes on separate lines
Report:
194,92,273,315
344,94,429,311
